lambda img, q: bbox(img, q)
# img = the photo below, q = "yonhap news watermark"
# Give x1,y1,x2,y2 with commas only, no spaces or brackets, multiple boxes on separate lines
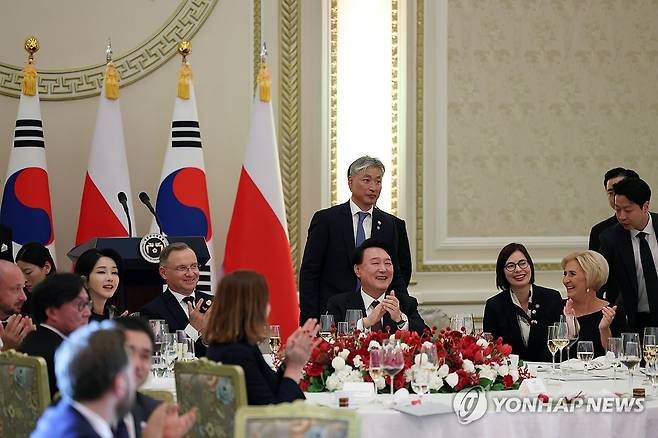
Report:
452,386,645,425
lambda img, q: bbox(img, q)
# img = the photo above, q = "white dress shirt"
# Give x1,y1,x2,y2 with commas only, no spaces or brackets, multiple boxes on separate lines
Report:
356,289,408,331
70,400,114,438
630,214,658,313
169,289,200,341
349,199,374,242
510,287,533,348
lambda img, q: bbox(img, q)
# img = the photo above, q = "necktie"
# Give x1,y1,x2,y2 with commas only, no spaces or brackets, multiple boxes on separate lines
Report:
355,212,370,291
112,419,129,438
370,300,383,332
182,296,196,305
637,232,658,315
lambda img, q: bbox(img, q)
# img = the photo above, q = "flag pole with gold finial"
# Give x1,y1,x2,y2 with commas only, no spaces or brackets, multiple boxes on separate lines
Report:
257,42,271,102
22,36,39,96
104,39,120,100
177,41,192,100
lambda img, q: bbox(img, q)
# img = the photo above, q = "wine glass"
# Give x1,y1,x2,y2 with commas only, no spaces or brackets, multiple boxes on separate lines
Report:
381,339,404,397
607,337,623,380
368,348,382,385
336,322,349,337
345,309,363,334
577,341,594,373
411,366,431,398
269,325,281,354
482,332,494,342
643,334,657,365
151,355,166,378
421,343,439,371
149,319,167,356
451,314,474,334
547,325,558,374
555,322,569,375
319,314,334,342
621,341,640,388
560,314,579,360
161,333,177,377
646,360,658,395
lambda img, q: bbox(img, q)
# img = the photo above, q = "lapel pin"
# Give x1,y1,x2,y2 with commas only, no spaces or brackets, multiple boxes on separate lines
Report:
531,320,537,324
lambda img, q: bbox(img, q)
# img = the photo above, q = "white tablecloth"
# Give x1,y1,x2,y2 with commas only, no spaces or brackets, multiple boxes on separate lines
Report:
141,363,658,438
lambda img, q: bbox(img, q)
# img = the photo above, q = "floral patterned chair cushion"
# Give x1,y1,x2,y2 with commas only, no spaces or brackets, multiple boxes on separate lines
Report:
175,359,247,438
234,400,359,438
0,349,51,438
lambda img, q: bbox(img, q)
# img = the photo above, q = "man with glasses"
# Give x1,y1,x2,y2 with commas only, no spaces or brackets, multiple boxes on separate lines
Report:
18,273,91,397
140,242,212,356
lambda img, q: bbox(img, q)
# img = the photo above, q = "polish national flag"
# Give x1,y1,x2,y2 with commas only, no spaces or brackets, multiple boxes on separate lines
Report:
75,63,135,244
223,61,299,341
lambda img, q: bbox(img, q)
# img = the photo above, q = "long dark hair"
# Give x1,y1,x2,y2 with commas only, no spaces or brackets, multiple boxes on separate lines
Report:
16,242,56,274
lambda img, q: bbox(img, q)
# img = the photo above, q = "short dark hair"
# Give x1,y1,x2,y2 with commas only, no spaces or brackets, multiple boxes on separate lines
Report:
114,316,155,350
495,243,535,290
613,177,651,207
15,242,56,273
55,321,128,402
352,238,393,266
603,167,639,187
159,242,192,266
32,273,86,324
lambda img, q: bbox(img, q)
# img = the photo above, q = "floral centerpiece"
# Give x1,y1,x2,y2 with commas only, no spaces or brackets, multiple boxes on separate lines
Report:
299,327,530,393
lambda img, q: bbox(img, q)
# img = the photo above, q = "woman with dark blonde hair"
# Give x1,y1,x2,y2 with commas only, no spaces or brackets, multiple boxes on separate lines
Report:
205,271,320,405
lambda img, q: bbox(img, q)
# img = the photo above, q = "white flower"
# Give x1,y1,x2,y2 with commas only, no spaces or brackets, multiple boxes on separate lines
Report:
422,341,435,349
404,368,414,382
445,372,459,388
375,377,386,390
389,334,397,342
414,353,429,366
326,374,340,391
462,359,475,374
477,364,496,382
400,343,410,351
331,356,346,371
429,373,444,391
510,369,519,383
353,355,363,369
476,338,489,348
368,340,381,351
438,363,450,378
339,349,350,360
498,364,509,377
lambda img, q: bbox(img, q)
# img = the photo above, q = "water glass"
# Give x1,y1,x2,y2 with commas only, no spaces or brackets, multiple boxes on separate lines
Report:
450,314,474,334
149,319,168,355
345,309,363,334
646,360,658,395
420,343,439,371
319,314,334,341
576,341,594,373
336,322,349,337
621,341,640,388
161,333,177,376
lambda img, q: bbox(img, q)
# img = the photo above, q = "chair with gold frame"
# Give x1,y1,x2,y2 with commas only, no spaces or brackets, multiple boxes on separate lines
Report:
0,349,51,437
174,358,247,437
234,400,359,438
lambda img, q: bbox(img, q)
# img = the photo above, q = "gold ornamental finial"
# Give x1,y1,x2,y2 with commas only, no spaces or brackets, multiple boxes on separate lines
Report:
24,36,39,61
105,38,113,63
178,41,192,62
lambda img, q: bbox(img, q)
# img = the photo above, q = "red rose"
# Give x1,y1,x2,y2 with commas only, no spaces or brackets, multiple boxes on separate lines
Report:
503,374,513,388
299,379,310,391
305,363,324,377
538,393,549,403
499,343,513,356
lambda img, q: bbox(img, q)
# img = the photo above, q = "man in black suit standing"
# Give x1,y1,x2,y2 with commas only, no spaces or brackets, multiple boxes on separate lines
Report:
299,156,412,324
140,242,212,356
600,177,658,333
589,167,639,253
19,273,91,397
326,239,426,335
0,260,35,351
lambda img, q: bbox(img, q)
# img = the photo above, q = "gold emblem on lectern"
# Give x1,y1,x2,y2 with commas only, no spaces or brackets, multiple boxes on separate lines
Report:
139,233,170,264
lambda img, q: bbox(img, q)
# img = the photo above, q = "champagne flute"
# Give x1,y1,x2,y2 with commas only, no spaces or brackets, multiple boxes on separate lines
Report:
368,348,383,383
607,337,623,380
646,360,658,395
547,325,558,374
345,309,363,334
161,333,177,377
381,339,404,397
621,341,640,388
560,314,579,360
319,314,334,342
577,341,594,373
269,325,281,354
643,334,657,364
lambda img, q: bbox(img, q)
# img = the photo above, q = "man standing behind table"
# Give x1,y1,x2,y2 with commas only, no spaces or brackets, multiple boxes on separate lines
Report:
326,238,426,335
140,242,213,357
299,156,412,324
599,177,658,334
0,260,35,350
589,167,639,253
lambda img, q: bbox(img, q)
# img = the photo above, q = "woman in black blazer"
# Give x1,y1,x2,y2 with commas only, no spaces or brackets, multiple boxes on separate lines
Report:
205,271,320,405
483,243,563,362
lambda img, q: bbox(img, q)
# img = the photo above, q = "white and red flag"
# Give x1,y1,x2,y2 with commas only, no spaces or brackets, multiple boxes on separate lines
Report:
223,61,299,341
75,61,135,244
0,56,56,259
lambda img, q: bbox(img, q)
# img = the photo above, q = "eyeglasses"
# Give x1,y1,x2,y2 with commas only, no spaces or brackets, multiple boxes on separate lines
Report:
504,260,529,272
73,299,93,312
164,264,200,273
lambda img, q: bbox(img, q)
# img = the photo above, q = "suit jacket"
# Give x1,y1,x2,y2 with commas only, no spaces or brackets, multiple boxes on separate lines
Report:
131,392,161,437
0,224,12,262
30,399,101,438
299,201,412,323
326,290,427,335
482,286,564,362
18,324,64,398
588,215,618,253
599,212,658,329
206,341,305,405
140,289,213,357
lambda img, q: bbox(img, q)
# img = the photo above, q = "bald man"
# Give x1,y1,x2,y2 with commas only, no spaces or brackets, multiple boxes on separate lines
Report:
0,260,35,350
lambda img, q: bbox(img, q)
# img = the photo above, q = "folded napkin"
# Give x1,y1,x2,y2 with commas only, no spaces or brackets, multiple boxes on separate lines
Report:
560,356,610,371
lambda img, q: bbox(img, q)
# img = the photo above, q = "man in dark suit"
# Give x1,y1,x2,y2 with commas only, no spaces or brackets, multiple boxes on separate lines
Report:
300,156,412,324
140,242,213,357
589,167,639,253
0,260,35,351
326,239,426,335
0,224,12,262
19,273,91,397
600,177,658,333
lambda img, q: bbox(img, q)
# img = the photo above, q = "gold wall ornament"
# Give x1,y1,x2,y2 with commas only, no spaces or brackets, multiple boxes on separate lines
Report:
24,36,39,59
0,0,218,101
21,36,39,96
178,40,192,61
278,0,302,270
